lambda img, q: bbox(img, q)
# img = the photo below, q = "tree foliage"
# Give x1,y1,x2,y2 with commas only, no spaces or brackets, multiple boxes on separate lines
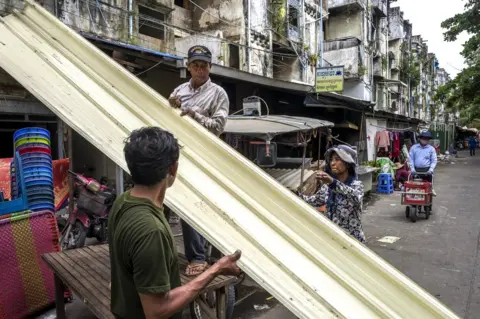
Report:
434,0,480,126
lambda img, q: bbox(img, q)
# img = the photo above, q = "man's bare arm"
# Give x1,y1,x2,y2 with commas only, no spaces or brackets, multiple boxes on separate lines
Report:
139,251,241,319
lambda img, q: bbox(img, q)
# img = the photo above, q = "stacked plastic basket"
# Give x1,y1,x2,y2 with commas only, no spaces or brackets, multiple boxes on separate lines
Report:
10,128,54,212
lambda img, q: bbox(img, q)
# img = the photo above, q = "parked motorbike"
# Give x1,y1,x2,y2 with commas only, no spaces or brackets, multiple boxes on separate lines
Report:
60,170,116,250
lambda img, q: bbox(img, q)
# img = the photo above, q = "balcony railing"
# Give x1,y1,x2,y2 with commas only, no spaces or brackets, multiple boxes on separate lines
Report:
323,37,361,52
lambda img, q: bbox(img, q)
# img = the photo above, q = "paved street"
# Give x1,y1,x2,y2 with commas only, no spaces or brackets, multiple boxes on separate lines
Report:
39,151,479,319
364,151,480,318
234,150,480,318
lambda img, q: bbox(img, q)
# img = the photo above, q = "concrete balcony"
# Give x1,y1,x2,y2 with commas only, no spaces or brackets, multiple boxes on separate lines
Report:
371,0,387,17
328,0,365,12
373,55,387,78
323,38,363,79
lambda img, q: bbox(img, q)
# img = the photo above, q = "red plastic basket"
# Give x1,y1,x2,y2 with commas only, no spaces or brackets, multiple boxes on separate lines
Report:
401,180,432,206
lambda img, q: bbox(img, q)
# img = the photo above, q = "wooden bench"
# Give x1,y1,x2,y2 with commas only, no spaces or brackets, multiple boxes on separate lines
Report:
42,244,236,319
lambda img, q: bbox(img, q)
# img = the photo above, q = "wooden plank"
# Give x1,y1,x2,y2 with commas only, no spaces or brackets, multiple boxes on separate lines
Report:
73,248,111,282
43,246,236,317
50,252,112,316
90,245,236,289
63,249,111,296
42,254,114,319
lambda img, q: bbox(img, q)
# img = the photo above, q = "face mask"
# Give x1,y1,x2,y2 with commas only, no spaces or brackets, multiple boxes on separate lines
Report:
420,139,428,146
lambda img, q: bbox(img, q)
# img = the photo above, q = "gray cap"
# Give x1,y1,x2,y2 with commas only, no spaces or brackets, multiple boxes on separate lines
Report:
325,145,357,165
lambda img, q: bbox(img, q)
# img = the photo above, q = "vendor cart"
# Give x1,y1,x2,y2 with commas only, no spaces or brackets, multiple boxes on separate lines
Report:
401,172,433,223
223,115,334,194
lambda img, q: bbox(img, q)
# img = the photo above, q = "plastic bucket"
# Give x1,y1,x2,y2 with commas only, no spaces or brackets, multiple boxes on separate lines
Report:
19,147,51,156
16,143,50,152
14,137,51,149
14,127,50,141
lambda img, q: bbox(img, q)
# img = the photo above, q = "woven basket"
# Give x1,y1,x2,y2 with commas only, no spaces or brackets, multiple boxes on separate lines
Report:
0,210,61,318
76,187,108,216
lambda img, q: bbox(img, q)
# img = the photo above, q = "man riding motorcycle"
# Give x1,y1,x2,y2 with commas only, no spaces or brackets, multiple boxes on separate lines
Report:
409,131,437,196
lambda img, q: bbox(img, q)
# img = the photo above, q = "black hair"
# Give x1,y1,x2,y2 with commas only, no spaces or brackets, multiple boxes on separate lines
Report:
123,127,180,186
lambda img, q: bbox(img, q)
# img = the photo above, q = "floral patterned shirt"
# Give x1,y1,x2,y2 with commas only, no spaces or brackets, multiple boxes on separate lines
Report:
299,179,366,243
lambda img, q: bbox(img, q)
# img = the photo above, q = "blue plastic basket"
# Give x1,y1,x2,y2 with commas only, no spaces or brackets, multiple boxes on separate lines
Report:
25,179,54,187
29,203,55,211
23,167,53,175
25,173,53,185
27,198,55,206
20,153,52,160
14,127,50,141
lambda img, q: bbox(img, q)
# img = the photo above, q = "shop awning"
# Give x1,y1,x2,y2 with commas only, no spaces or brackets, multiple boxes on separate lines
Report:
304,93,375,112
224,115,333,140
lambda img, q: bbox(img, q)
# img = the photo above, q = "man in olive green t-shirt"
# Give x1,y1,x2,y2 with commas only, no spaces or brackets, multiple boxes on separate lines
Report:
109,127,242,319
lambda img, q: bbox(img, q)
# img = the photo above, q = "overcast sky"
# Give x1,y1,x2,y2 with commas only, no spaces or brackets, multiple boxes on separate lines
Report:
394,0,470,78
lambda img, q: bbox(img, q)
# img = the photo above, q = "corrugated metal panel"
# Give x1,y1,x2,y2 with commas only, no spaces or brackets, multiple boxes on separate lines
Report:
0,2,460,318
264,168,315,191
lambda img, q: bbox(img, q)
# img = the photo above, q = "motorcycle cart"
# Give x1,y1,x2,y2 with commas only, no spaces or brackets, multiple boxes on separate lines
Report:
401,172,433,223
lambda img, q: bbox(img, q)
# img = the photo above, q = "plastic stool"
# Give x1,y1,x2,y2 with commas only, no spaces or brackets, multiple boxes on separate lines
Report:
377,173,394,194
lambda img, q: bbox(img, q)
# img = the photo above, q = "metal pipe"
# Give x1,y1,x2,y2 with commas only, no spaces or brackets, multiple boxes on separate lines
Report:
67,127,74,216
247,0,251,73
319,0,324,67
128,0,133,40
300,0,306,81
299,143,307,191
57,118,64,159
116,165,124,194
317,128,322,171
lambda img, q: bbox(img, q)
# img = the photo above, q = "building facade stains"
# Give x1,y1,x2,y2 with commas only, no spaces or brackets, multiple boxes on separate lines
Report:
0,0,455,125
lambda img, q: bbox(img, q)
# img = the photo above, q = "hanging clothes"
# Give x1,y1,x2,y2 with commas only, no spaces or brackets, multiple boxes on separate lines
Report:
391,132,401,159
375,130,390,151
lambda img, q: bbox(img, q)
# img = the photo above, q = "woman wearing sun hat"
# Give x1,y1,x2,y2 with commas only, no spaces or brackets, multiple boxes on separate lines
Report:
298,145,366,243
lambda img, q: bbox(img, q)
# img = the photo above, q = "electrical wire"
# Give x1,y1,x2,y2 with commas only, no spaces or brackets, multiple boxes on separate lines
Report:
1,0,332,62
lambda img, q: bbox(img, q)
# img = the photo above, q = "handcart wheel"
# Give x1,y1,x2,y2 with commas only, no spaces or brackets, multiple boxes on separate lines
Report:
410,206,417,223
405,206,410,218
424,206,431,220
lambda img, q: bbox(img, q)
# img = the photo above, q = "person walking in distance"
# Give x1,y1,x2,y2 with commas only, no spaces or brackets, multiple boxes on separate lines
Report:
468,136,477,156
168,45,230,276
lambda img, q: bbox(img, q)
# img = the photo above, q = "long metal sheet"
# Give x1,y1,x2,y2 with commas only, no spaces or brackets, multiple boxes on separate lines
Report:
0,2,459,318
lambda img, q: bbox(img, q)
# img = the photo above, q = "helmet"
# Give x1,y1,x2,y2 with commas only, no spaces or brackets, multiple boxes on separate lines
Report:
419,131,432,139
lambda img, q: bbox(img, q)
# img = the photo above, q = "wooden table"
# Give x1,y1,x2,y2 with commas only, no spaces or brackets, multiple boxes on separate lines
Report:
42,244,236,319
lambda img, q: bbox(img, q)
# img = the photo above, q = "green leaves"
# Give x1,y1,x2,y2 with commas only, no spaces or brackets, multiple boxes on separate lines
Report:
437,0,480,126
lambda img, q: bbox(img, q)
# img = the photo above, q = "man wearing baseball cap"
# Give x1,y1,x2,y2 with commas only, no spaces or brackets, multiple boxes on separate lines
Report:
168,45,230,276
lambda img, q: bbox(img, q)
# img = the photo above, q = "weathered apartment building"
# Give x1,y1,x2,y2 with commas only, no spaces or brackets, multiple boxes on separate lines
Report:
0,0,333,181
323,0,390,102
432,67,451,123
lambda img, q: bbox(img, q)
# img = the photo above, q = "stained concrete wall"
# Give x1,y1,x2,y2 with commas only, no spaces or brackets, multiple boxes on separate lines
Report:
192,0,244,37
325,10,362,40
58,0,129,40
185,0,271,77
172,5,192,37
388,7,404,40
323,46,359,78
176,31,229,65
